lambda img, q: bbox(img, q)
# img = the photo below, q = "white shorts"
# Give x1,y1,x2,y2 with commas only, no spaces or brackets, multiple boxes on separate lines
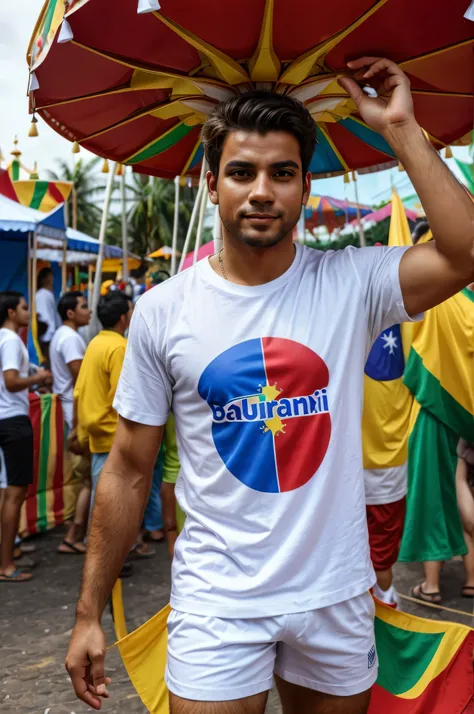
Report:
165,592,377,701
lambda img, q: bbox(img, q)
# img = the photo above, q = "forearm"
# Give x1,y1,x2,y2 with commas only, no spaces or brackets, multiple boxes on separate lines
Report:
7,373,45,392
385,120,474,275
76,463,151,621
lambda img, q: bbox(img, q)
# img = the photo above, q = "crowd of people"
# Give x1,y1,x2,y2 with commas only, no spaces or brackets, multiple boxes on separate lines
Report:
0,274,180,582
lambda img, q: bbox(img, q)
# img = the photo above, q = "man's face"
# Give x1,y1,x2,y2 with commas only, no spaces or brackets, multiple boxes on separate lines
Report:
72,296,92,327
14,298,30,327
208,130,311,249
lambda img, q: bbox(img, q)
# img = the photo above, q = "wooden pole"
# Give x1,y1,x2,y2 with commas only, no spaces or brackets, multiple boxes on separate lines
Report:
88,263,93,303
89,164,116,340
170,175,180,277
177,162,206,273
353,174,366,247
61,240,68,294
213,203,222,255
121,170,129,282
72,186,77,231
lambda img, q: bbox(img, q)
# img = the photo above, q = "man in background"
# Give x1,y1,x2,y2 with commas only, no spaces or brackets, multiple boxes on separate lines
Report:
0,291,52,582
36,267,61,363
50,291,91,555
72,292,132,510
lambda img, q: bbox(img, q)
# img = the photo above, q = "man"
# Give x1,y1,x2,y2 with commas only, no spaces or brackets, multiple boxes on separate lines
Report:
36,267,61,362
0,292,52,582
66,58,474,713
71,291,132,508
50,291,91,555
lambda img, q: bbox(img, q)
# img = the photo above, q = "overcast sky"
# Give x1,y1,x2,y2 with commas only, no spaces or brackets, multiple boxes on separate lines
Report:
0,0,470,207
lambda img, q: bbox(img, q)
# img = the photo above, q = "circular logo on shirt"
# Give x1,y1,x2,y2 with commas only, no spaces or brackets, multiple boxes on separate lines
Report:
198,338,331,493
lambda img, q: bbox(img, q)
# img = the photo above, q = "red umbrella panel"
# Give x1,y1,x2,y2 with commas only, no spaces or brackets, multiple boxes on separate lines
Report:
28,0,474,179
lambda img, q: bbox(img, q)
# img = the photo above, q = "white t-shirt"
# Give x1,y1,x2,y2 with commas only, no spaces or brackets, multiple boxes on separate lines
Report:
36,288,61,342
364,464,408,506
0,328,30,420
114,244,420,617
50,325,86,430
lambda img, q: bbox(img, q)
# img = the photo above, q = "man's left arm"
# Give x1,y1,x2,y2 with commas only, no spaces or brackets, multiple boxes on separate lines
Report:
340,57,474,316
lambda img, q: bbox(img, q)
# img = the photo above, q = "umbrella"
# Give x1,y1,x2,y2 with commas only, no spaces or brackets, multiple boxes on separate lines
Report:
305,195,372,233
147,245,182,259
27,1,474,180
349,202,419,226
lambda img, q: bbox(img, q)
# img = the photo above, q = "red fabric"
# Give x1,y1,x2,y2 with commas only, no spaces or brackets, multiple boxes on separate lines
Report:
369,631,474,714
367,498,406,571
52,396,65,527
180,240,215,271
26,393,41,535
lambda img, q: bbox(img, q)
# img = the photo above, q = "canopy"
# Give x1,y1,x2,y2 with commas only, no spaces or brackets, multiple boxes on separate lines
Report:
180,240,214,271
350,202,419,226
147,246,181,259
28,1,474,180
305,195,372,233
0,193,66,244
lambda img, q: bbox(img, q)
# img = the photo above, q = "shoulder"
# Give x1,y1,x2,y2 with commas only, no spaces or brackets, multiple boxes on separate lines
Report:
134,268,196,329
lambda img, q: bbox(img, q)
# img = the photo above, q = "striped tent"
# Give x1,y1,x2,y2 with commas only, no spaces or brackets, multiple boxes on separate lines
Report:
13,178,72,213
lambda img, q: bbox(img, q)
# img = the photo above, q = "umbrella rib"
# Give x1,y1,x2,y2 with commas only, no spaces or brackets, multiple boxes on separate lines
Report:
150,10,250,86
400,37,474,69
77,97,200,143
317,124,349,172
123,120,191,163
248,0,280,82
411,89,473,99
181,138,203,177
279,0,390,85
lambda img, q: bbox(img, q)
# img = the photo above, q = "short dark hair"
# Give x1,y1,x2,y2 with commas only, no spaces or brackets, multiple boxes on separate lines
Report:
412,220,430,245
201,90,317,178
38,267,53,288
0,291,23,327
57,291,83,322
97,292,130,329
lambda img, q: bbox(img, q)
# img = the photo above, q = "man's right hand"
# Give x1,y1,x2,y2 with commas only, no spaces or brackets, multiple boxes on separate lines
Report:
37,368,53,386
65,618,111,710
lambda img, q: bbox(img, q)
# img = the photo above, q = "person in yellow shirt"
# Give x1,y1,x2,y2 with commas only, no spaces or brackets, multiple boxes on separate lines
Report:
72,292,132,509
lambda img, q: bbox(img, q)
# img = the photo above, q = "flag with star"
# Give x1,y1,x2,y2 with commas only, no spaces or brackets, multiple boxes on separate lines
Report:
362,192,414,492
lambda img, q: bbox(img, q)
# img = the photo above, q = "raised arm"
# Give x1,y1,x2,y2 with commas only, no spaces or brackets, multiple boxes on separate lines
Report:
340,57,474,316
66,416,164,710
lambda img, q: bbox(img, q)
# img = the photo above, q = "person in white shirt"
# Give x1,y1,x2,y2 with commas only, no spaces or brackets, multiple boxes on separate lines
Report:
0,292,52,583
66,57,474,714
36,267,61,363
50,291,91,556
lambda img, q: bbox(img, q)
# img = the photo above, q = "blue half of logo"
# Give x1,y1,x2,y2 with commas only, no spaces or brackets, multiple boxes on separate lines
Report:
364,324,404,382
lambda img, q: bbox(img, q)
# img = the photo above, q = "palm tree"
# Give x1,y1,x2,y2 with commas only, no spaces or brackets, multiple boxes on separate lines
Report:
109,174,198,257
47,157,104,236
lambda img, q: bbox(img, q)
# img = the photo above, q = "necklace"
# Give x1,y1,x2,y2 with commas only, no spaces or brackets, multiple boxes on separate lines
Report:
218,249,227,280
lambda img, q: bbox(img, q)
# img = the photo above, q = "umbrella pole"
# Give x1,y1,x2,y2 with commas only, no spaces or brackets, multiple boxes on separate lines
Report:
27,231,32,308
353,175,366,248
61,240,68,294
297,205,306,243
213,204,222,254
177,161,206,273
72,186,78,231
193,178,208,264
88,263,93,303
121,169,129,283
89,164,116,340
170,175,180,276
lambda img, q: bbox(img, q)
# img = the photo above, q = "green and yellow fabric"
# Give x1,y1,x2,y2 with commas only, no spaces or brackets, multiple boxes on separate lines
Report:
399,285,474,562
110,591,474,714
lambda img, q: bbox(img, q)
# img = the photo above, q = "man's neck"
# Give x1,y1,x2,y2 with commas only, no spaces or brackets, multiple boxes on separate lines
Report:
2,320,19,334
63,320,78,332
104,326,125,337
211,233,297,286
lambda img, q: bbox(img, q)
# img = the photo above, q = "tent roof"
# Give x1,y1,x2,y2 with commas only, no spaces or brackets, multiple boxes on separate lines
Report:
0,193,66,243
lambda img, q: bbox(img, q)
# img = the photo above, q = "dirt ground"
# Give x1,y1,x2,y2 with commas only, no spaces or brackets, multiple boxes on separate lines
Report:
1,526,473,714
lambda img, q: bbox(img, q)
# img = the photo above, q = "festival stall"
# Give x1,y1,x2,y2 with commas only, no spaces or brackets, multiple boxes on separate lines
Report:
305,194,372,234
